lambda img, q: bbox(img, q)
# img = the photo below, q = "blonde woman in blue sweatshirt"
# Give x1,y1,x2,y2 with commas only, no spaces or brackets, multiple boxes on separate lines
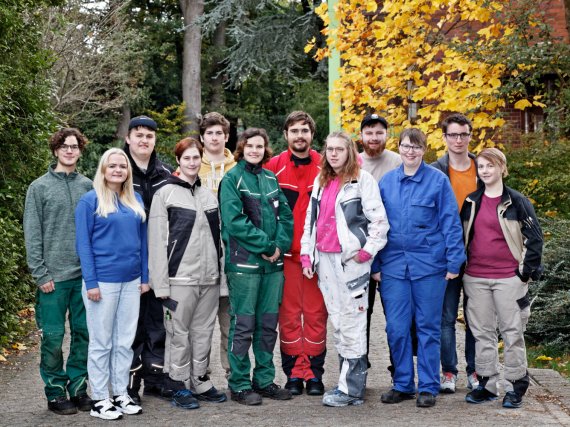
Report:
75,148,148,420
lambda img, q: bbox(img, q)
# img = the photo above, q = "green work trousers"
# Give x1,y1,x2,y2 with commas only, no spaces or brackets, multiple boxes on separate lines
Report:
35,277,88,400
227,270,284,391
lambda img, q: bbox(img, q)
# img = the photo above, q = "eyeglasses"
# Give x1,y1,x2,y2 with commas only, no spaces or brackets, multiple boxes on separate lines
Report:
59,144,80,152
326,147,346,154
445,133,471,140
399,143,423,153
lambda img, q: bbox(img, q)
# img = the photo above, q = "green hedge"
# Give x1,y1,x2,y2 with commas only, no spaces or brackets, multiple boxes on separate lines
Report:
0,217,35,348
526,218,570,351
505,138,570,218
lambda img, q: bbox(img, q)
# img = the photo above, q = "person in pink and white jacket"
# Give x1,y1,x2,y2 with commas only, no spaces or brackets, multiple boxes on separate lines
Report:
300,131,389,407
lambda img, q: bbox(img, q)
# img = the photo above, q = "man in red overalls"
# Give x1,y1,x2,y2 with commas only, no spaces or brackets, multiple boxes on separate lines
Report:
265,111,327,396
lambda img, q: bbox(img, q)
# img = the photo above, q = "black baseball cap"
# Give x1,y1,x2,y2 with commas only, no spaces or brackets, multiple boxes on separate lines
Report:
361,113,388,131
128,115,157,131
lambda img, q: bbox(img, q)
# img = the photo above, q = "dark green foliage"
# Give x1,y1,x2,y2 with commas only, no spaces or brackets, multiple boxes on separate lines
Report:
505,137,570,218
0,217,33,348
0,0,63,345
526,218,570,351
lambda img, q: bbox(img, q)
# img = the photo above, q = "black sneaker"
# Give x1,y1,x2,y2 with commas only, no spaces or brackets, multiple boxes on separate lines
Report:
47,396,78,415
195,386,227,403
305,378,325,396
465,385,498,404
253,382,292,400
70,393,92,412
171,389,200,409
230,389,262,406
416,392,436,408
502,391,523,408
127,387,141,405
284,378,304,396
380,389,416,404
144,384,174,400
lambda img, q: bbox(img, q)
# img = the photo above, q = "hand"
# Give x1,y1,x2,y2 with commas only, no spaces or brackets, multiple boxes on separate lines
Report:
140,283,150,294
352,254,363,263
262,247,281,263
371,272,381,282
39,280,55,293
87,288,101,302
445,272,459,280
302,267,314,279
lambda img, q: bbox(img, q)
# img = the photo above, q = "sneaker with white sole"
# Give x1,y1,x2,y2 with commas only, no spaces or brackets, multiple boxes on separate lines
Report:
112,393,143,415
440,372,457,393
90,398,123,420
322,388,364,407
467,372,479,390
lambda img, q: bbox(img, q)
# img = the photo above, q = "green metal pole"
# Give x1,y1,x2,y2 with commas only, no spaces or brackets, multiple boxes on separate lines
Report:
328,0,341,132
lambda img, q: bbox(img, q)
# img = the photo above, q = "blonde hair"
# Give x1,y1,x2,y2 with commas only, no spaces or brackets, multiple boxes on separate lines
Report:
477,148,509,178
93,148,146,220
319,131,360,187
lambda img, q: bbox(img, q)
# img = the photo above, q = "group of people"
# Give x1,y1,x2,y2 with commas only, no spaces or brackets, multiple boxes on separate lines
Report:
23,109,543,420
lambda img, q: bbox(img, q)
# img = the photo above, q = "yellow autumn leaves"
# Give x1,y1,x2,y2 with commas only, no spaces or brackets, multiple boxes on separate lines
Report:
309,0,539,152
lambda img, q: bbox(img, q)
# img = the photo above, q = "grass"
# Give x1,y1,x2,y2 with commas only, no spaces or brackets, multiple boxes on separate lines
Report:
527,345,570,378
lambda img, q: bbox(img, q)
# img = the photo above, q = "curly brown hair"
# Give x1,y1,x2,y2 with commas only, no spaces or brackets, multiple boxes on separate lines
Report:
49,128,89,156
233,128,273,164
319,131,360,187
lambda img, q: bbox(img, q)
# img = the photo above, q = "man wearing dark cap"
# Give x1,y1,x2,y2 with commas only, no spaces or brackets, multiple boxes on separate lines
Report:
124,115,173,403
358,113,401,370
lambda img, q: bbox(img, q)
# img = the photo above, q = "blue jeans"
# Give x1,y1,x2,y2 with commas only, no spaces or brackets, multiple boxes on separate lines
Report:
82,279,141,400
441,274,476,376
381,273,447,396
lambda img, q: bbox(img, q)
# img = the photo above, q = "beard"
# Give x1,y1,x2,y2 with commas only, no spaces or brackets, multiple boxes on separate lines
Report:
363,142,385,157
290,139,310,154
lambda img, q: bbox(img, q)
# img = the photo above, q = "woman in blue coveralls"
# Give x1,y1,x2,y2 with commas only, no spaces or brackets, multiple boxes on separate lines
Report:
371,128,465,408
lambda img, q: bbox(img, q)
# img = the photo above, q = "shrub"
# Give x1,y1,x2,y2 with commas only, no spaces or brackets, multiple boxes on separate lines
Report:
0,217,35,348
505,137,570,218
526,218,570,351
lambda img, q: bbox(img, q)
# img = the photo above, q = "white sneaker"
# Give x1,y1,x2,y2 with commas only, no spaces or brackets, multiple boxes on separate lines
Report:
90,398,123,420
113,393,143,415
440,372,457,393
467,372,480,390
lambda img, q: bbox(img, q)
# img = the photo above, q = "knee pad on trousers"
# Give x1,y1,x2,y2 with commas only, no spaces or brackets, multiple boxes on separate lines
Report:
232,314,255,356
260,313,278,352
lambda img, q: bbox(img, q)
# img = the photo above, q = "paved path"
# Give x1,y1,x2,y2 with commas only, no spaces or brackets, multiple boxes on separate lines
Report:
1,293,569,426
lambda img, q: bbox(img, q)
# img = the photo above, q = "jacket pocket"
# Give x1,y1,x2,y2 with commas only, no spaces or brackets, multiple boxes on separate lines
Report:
229,237,250,264
411,198,436,227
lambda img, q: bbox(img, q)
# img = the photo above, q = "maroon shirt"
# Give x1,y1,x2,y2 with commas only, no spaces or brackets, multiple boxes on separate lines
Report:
465,194,519,279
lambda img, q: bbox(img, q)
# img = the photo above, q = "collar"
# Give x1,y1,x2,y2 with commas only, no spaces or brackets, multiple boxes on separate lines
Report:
397,161,426,182
290,152,312,166
244,161,263,174
169,174,202,189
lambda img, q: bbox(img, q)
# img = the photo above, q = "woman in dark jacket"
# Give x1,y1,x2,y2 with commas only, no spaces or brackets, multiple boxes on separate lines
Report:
461,148,543,409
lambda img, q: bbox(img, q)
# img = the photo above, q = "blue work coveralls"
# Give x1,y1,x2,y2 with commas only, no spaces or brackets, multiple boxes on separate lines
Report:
372,162,466,395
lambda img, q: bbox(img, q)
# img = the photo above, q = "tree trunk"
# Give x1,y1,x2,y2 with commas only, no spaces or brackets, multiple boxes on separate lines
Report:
208,21,226,112
180,0,204,136
116,103,131,140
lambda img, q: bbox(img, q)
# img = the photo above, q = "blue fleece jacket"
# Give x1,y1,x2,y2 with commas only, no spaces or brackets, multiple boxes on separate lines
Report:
75,190,149,290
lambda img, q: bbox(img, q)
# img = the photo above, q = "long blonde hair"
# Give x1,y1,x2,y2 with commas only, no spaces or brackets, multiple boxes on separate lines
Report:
93,148,146,221
319,131,360,188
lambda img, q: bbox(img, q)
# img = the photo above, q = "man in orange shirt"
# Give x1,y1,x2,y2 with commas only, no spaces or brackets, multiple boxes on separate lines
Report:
431,113,479,394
